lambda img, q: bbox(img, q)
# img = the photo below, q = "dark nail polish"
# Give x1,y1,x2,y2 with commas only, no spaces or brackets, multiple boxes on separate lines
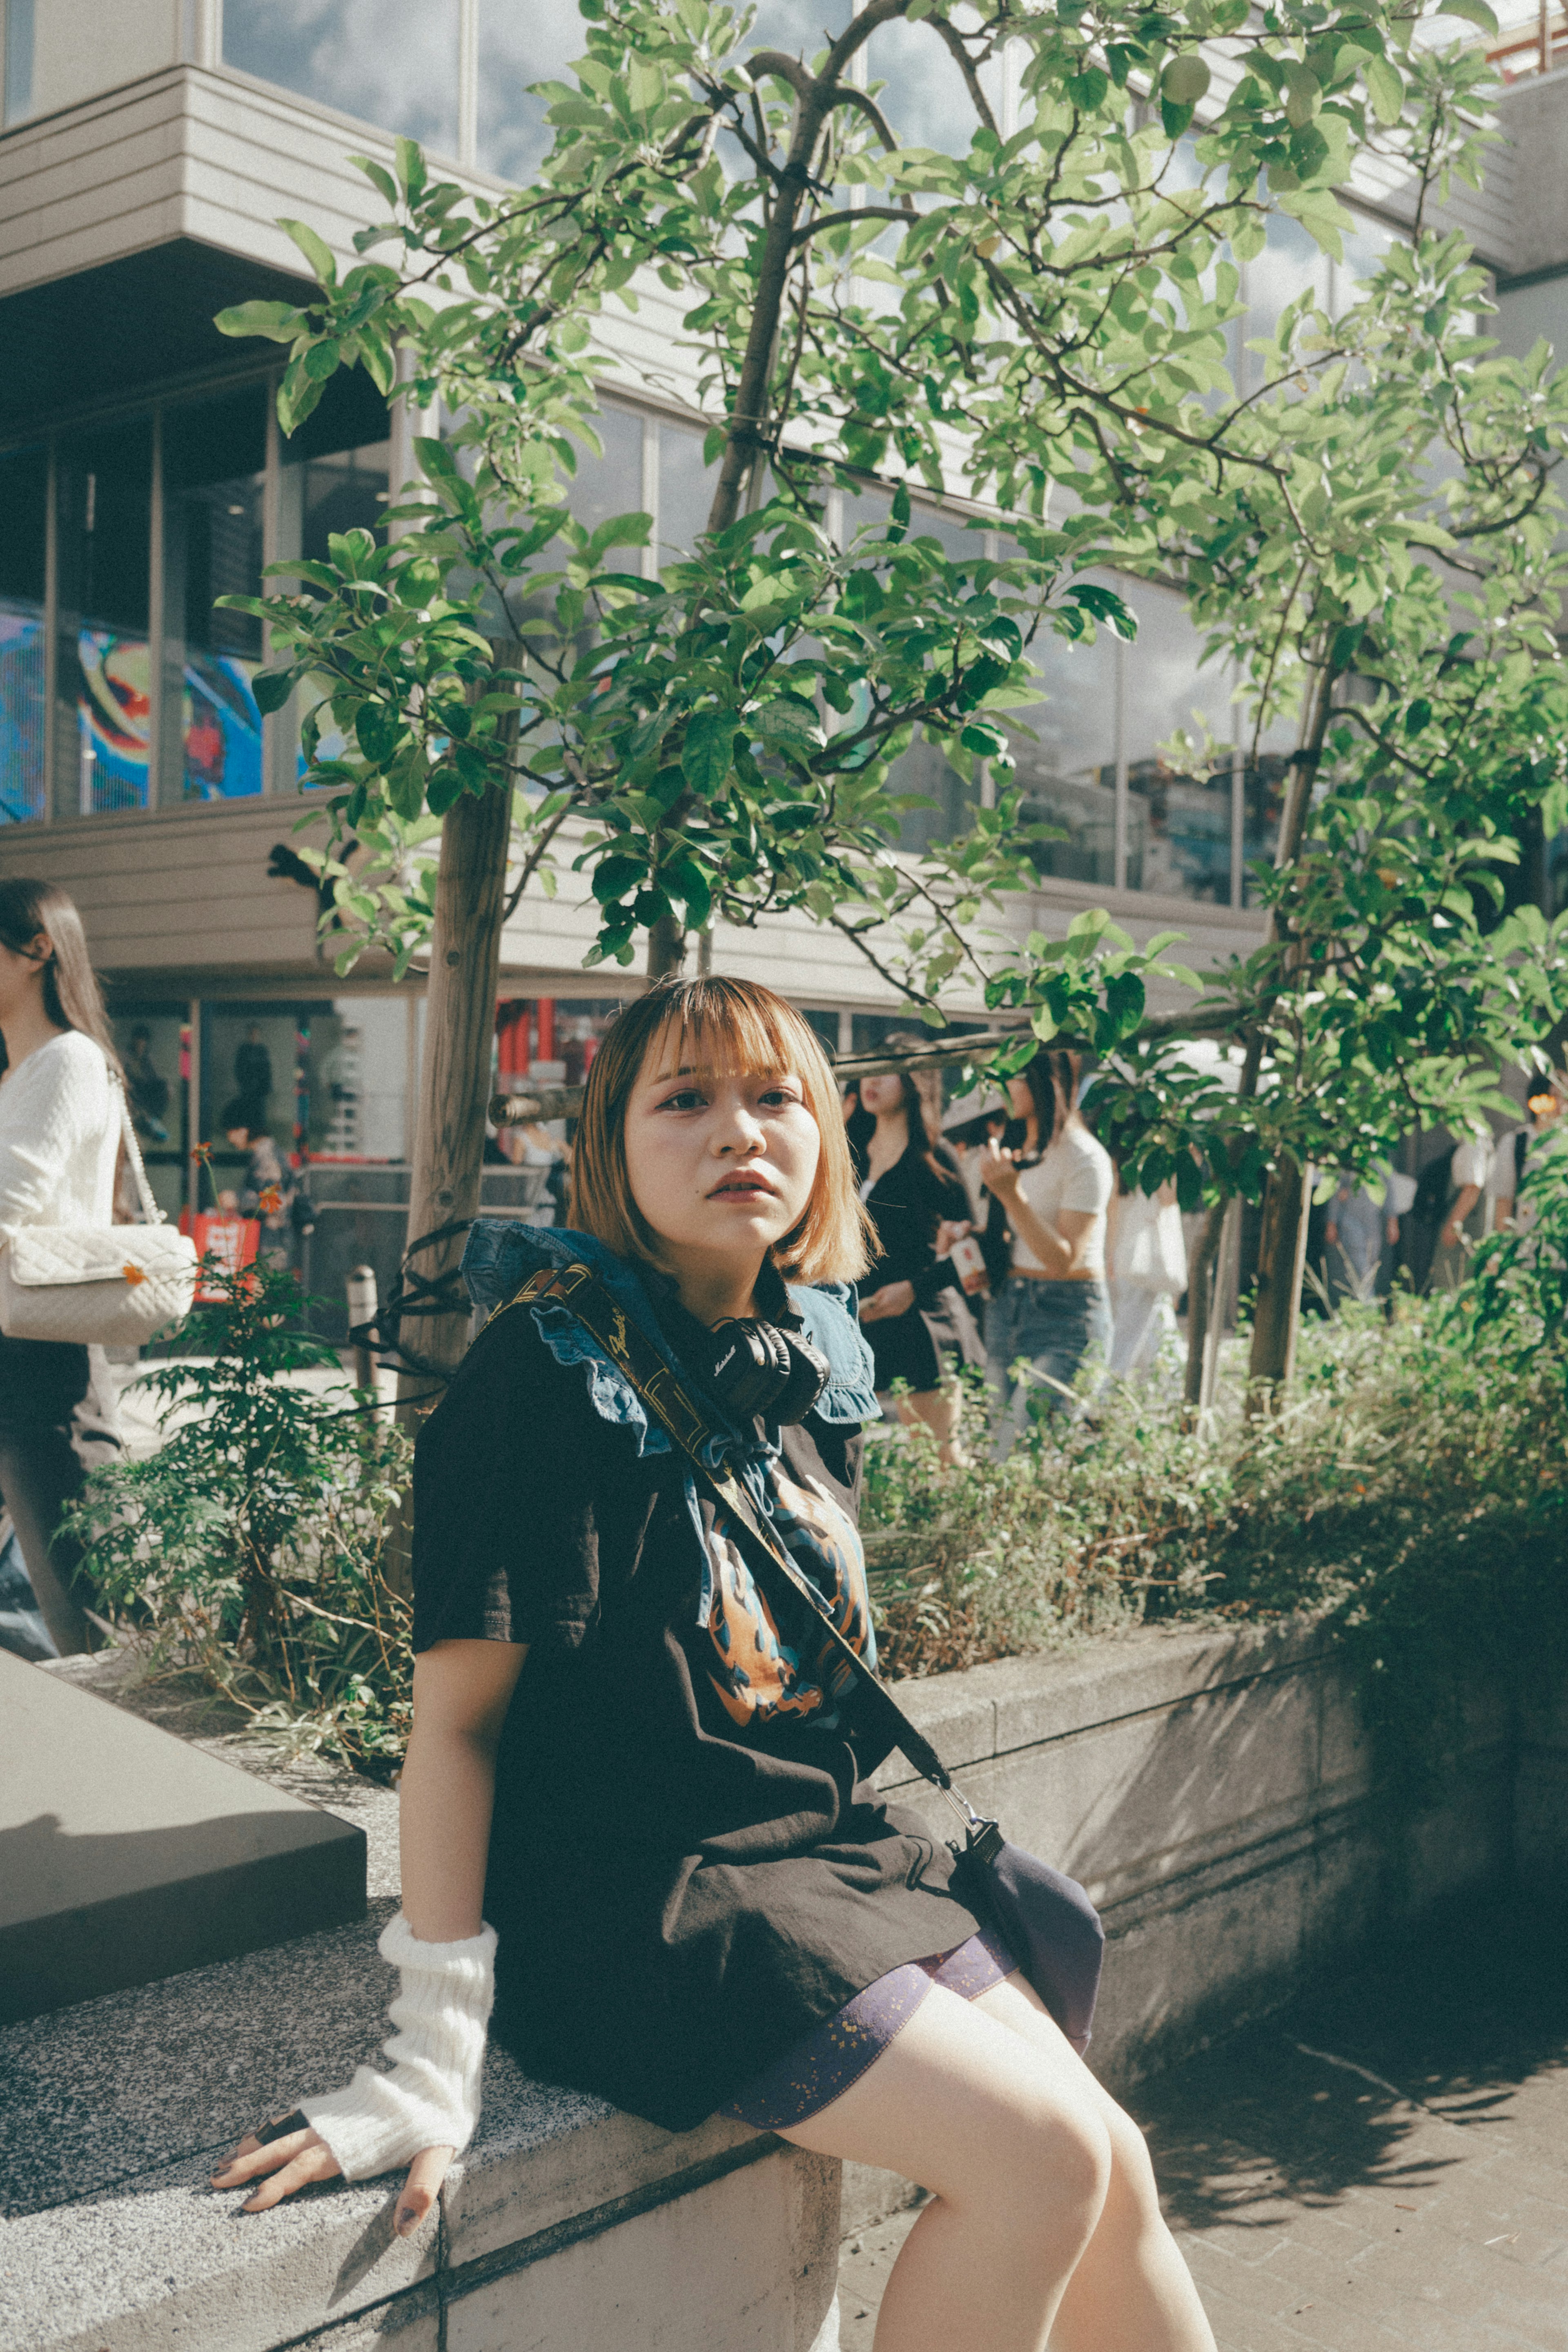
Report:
396,2208,416,2235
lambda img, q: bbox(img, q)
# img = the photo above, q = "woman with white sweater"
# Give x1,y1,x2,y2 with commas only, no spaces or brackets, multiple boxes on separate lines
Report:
0,878,124,1655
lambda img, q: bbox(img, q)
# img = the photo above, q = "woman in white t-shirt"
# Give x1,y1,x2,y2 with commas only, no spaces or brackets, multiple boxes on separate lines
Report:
0,879,125,1656
1106,1175,1188,1380
979,1051,1114,1456
1426,1129,1494,1293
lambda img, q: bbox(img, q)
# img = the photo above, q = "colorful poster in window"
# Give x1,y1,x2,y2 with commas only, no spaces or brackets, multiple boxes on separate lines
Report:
183,649,263,799
78,628,151,811
0,602,46,823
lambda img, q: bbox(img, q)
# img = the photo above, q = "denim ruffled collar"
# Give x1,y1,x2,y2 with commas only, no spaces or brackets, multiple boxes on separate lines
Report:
460,1220,880,1624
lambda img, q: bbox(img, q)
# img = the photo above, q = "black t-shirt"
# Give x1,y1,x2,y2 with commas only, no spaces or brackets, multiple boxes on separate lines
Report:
411,1281,983,2131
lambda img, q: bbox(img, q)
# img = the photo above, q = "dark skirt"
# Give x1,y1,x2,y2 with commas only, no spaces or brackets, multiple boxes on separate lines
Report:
866,1298,968,1394
487,1793,987,2134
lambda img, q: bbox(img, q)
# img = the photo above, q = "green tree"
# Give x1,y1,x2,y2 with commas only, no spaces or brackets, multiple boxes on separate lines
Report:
1080,204,1568,1402
213,0,1526,1393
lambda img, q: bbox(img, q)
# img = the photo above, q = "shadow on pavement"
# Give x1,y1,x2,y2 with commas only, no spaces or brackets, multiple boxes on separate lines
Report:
1133,1886,1568,2236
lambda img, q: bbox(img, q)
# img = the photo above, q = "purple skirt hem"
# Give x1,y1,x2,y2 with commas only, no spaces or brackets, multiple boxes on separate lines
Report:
722,1926,1017,2131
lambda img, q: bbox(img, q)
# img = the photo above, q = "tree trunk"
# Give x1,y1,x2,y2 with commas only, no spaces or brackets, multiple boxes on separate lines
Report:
1247,1149,1311,1404
1234,655,1341,1408
646,906,689,981
1183,1196,1226,1413
394,641,520,1409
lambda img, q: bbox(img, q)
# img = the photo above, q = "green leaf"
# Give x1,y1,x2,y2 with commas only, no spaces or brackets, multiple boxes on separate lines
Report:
214,300,306,344
352,156,401,207
1363,57,1404,126
394,134,426,200
1066,582,1138,641
592,854,646,906
1101,970,1146,1042
682,708,740,795
279,218,338,286
251,669,296,716
1438,0,1499,32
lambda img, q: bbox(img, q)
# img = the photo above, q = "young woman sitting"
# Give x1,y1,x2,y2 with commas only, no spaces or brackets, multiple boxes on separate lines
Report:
210,976,1215,2352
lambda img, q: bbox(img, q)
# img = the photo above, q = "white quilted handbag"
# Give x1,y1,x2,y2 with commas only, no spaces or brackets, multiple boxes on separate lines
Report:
0,1077,198,1347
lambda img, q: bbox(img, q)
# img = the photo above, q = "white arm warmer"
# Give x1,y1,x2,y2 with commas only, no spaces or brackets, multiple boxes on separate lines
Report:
302,1913,497,2181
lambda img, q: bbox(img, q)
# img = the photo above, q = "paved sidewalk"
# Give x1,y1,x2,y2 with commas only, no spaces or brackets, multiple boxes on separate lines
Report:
839,1897,1568,2348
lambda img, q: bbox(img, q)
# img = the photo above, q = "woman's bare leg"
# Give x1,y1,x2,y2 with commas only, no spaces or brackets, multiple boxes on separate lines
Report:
781,1983,1111,2352
973,1973,1216,2352
891,1385,963,1467
780,1977,1214,2352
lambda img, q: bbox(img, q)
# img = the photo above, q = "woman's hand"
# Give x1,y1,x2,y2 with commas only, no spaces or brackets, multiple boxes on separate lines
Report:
859,1279,915,1322
934,1218,971,1256
209,2117,454,2235
978,1140,1020,1199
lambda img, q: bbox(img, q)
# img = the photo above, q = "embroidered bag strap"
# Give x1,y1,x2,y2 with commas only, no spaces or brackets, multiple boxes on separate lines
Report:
507,1262,984,1826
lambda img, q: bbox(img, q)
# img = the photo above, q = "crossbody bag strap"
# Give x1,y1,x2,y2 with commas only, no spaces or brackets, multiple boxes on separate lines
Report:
508,1262,988,1832
110,1069,165,1227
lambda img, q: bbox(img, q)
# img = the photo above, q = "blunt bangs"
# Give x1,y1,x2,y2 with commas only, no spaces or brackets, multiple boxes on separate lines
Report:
570,977,873,1287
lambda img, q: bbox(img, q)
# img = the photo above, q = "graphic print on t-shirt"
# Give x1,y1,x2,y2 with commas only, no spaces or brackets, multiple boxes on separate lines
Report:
705,1469,874,1730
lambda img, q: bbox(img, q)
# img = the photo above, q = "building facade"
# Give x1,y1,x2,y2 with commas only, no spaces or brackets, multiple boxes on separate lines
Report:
2,0,1565,1283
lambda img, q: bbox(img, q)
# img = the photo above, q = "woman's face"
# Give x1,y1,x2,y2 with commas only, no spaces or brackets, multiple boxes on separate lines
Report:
623,1027,822,1277
1007,1075,1035,1121
0,933,50,1025
857,1072,905,1118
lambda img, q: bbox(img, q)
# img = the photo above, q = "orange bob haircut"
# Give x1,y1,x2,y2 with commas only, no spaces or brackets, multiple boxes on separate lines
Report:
570,976,873,1287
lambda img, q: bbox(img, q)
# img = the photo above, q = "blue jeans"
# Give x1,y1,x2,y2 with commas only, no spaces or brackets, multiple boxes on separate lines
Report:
985,1276,1112,1458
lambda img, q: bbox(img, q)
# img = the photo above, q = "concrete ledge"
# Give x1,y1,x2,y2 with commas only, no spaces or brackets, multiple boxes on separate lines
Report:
0,1649,365,2026
0,1899,840,2352
6,1618,1554,2349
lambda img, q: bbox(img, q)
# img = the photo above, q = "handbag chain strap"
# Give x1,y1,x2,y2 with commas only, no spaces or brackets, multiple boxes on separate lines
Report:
109,1069,166,1228
508,1261,1001,1855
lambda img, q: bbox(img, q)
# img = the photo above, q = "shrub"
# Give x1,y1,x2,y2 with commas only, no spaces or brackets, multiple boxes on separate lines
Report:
864,1266,1568,1793
65,1260,413,1777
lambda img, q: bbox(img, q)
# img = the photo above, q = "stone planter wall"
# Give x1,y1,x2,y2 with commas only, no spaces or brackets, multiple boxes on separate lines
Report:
9,1619,1561,2349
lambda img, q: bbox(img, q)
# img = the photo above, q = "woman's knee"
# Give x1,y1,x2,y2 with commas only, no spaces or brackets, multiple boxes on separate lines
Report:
970,2082,1114,2234
1097,2095,1165,2223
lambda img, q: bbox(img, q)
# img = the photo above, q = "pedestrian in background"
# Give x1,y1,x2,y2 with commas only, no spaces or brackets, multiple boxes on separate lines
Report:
223,1104,296,1273
1106,1173,1187,1381
0,878,125,1656
1425,1127,1494,1292
855,1059,978,1464
980,1051,1114,1454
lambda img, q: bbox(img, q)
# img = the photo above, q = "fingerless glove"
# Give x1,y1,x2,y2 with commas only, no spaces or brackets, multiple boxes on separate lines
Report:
302,1913,497,2180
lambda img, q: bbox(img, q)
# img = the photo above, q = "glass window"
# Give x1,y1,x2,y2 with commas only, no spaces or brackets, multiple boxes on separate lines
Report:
476,1,588,185
223,0,461,153
890,727,973,854
0,444,48,823
55,417,153,815
658,419,717,559
1241,755,1292,907
161,387,268,804
747,0,853,60
3,0,33,125
566,403,645,571
1332,211,1395,312
1122,583,1232,903
1006,618,1118,890
1241,210,1331,395
864,8,994,156
109,1004,189,1222
275,375,393,779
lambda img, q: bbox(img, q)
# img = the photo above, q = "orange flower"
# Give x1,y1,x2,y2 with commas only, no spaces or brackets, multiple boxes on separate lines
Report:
258,1185,282,1215
122,1263,147,1286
